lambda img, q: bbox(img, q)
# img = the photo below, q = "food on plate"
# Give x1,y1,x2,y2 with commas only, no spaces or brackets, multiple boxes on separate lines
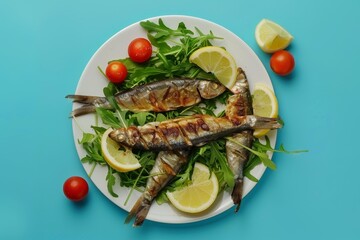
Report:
270,50,295,76
109,114,282,151
105,61,128,83
166,162,219,214
128,38,153,63
63,176,89,201
66,79,225,117
255,19,293,53
189,46,237,89
126,150,189,226
224,68,253,212
252,83,279,138
101,128,141,172
68,18,296,226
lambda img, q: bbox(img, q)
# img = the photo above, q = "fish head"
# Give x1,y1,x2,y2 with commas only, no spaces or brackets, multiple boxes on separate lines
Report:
197,80,226,99
230,68,249,94
109,129,127,143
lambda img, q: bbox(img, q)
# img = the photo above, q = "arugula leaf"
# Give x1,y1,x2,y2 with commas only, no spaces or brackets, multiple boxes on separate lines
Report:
106,166,119,198
155,191,170,205
243,136,308,181
155,113,167,122
95,108,121,129
91,126,107,135
209,141,235,189
78,129,106,166
244,153,262,182
140,19,194,40
227,137,277,170
131,112,155,126
78,133,96,144
170,153,196,189
80,155,95,164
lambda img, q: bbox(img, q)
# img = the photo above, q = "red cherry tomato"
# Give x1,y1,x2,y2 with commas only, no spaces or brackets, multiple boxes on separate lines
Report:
105,61,128,83
63,176,89,201
270,50,295,76
128,38,152,63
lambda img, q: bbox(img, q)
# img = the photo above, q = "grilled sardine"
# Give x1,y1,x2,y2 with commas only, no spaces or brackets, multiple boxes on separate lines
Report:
66,79,226,117
109,114,282,151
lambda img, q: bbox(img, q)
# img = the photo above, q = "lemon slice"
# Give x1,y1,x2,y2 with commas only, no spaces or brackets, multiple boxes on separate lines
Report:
255,19,293,53
101,128,141,172
166,162,219,213
252,83,279,138
189,46,237,89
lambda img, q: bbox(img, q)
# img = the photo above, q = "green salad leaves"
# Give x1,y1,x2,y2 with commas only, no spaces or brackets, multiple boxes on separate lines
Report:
112,19,220,90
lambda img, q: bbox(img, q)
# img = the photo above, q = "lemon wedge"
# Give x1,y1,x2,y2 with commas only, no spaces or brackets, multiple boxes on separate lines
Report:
166,162,219,213
101,128,141,172
255,19,293,53
189,46,237,89
252,83,279,138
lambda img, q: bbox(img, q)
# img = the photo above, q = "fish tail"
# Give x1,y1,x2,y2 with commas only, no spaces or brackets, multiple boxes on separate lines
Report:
231,178,244,212
65,94,101,104
66,95,110,117
249,115,283,129
125,195,151,227
68,104,96,117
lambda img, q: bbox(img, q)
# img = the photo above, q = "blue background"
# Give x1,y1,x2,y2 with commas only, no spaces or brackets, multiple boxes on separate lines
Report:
1,0,359,239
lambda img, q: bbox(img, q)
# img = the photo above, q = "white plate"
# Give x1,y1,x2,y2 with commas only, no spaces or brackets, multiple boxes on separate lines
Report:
71,15,277,224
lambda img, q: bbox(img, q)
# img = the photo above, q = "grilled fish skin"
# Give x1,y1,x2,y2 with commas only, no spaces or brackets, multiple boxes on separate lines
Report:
109,114,281,151
66,79,226,117
225,68,254,212
125,150,189,226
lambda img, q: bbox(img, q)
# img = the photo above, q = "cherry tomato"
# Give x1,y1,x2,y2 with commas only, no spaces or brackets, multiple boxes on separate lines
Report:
105,61,128,83
270,50,295,76
63,176,89,201
128,38,152,63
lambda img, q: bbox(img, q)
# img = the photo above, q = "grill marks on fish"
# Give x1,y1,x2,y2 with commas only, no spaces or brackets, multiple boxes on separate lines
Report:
225,68,254,212
125,150,189,227
66,79,226,117
109,114,281,151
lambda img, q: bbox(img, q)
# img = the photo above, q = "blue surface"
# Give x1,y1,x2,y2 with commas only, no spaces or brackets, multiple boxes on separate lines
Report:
1,0,359,239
